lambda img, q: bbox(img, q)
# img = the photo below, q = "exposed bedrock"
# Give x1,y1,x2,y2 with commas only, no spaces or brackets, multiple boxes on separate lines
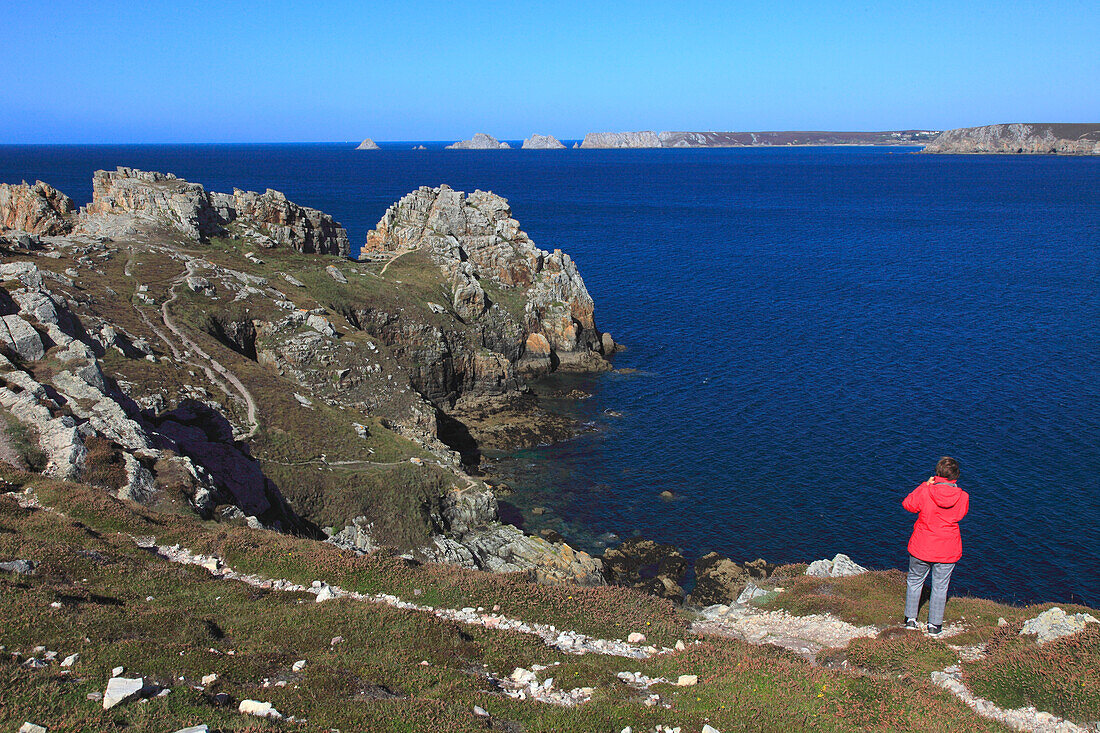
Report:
79,167,351,255
362,184,608,378
602,538,688,603
0,181,76,236
922,123,1100,154
521,134,566,149
445,133,511,149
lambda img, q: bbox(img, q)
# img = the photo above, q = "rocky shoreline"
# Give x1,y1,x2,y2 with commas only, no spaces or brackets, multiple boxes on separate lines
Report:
921,123,1100,154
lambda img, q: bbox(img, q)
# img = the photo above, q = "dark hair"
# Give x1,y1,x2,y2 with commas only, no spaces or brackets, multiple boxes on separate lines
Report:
935,456,960,480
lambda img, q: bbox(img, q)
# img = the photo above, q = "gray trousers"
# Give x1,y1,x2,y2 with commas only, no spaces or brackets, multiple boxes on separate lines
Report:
905,555,955,626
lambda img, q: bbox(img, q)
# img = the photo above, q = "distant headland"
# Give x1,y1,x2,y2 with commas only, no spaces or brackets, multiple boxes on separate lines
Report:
921,123,1100,154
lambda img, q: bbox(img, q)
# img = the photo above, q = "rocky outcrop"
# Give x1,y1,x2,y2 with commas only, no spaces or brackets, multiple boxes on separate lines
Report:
355,138,381,150
580,131,661,148
688,552,774,606
446,133,511,150
521,134,566,150
805,553,867,578
0,181,75,235
1020,607,1099,644
362,185,606,373
922,123,1100,155
602,538,688,602
79,167,351,255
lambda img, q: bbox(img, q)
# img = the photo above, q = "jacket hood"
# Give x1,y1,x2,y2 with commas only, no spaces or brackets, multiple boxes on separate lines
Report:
929,477,962,508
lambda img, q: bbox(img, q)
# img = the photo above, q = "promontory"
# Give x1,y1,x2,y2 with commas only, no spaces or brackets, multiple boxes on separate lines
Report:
921,123,1100,154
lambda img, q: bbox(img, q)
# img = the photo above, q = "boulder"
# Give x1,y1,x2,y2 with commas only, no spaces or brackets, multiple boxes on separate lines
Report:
238,699,282,719
1020,606,1099,644
103,676,144,709
0,315,45,361
603,538,688,602
805,553,867,578
688,552,748,606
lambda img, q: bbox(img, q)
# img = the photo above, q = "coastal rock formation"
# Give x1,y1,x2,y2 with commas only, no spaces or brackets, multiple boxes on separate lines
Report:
80,167,351,256
602,538,688,602
0,181,76,235
805,553,867,578
446,133,511,150
521,134,566,149
1019,606,1099,644
580,131,661,148
922,123,1100,154
362,185,607,374
355,138,381,150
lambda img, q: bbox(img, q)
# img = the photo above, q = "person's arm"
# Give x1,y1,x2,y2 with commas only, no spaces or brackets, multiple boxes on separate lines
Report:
952,492,970,521
902,482,926,513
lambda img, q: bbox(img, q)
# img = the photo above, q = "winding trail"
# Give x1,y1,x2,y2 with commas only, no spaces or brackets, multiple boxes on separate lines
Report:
159,260,260,439
379,249,409,277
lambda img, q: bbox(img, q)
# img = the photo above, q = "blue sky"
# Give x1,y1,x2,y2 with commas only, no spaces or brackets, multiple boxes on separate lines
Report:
3,0,1098,142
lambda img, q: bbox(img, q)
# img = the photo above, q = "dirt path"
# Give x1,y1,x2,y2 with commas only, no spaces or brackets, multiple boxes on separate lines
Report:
379,249,409,277
159,261,259,439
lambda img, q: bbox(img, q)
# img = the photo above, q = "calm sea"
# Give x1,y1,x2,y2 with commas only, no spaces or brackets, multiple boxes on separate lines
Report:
2,143,1098,606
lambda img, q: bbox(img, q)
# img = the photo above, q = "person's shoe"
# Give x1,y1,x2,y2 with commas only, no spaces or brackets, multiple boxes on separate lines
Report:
927,624,943,636
905,618,921,631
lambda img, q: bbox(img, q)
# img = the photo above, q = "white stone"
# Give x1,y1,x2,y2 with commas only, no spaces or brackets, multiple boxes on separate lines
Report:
627,632,646,644
111,666,124,677
201,673,217,686
60,653,78,667
170,726,209,733
315,585,336,602
19,724,47,733
291,659,306,672
676,674,698,686
103,676,144,709
473,705,489,717
1020,606,1099,644
238,699,282,719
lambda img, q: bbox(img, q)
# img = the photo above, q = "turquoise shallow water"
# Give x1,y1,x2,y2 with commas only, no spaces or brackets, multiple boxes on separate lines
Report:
2,143,1098,605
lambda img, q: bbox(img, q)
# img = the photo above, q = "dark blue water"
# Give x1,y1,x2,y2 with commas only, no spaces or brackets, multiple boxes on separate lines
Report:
2,144,1098,606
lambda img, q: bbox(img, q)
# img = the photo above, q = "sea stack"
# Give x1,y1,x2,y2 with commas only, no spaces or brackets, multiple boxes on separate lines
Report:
922,123,1100,154
521,134,566,149
446,133,511,149
355,138,381,150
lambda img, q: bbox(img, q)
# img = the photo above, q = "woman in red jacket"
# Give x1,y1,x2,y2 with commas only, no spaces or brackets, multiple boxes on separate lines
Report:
903,456,969,635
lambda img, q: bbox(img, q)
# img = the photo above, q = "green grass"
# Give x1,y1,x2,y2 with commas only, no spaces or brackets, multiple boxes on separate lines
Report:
963,619,1100,723
0,474,1014,732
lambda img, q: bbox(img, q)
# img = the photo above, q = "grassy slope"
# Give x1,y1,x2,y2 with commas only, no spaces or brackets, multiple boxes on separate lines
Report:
1,467,1019,733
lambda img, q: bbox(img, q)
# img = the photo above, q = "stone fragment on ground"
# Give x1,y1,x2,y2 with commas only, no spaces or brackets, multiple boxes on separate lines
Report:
170,726,209,733
102,676,144,709
1020,606,1099,644
19,723,47,733
0,559,39,575
931,669,1088,733
238,699,282,719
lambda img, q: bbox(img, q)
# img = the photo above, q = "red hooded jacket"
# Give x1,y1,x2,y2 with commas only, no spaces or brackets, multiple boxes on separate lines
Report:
904,476,969,563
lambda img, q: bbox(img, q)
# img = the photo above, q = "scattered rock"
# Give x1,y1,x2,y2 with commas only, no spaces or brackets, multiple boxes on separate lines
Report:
201,673,217,686
0,559,39,575
60,653,78,667
627,632,646,644
676,674,698,686
238,699,282,719
18,723,47,733
1020,606,1099,644
325,264,348,283
291,659,306,672
102,676,144,710
315,585,337,602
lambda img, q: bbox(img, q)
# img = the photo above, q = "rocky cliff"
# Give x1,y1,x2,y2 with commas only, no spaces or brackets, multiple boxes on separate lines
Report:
355,138,381,150
81,167,351,256
580,131,661,148
521,134,566,149
0,181,76,236
922,123,1100,154
362,185,609,374
445,133,511,149
0,169,604,588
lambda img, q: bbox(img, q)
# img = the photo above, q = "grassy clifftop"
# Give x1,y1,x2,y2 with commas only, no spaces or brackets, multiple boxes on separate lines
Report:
3,467,1097,732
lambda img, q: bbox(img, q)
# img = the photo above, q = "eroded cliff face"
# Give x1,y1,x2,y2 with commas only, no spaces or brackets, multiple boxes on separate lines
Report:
580,131,661,148
363,185,608,375
0,181,76,236
922,123,1100,154
80,167,351,255
0,170,606,587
